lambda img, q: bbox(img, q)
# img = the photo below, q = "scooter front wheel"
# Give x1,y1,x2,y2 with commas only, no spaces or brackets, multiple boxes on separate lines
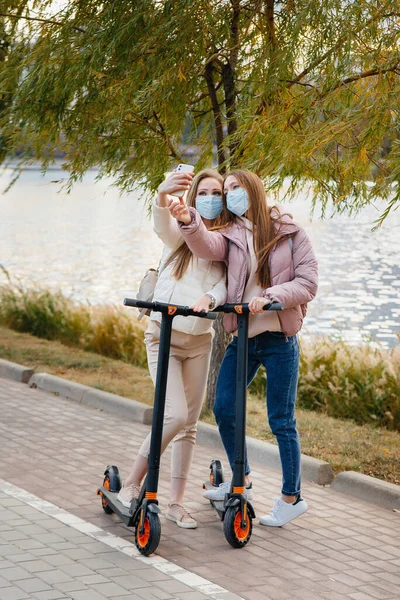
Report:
223,505,252,548
135,512,161,556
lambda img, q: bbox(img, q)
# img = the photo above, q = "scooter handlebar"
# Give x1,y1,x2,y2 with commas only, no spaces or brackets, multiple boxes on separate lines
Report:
124,298,217,320
212,302,284,314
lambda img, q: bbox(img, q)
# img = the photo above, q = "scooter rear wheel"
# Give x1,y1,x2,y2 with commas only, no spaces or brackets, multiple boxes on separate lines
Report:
101,476,113,514
135,512,161,556
223,505,252,548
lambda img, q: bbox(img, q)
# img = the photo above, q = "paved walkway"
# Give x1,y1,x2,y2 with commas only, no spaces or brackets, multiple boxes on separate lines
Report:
1,377,400,600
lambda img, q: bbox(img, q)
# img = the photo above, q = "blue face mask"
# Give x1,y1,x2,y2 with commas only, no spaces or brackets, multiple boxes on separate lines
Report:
196,195,223,220
226,187,249,216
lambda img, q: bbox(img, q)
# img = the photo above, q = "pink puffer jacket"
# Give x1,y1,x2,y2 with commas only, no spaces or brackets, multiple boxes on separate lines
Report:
180,207,318,336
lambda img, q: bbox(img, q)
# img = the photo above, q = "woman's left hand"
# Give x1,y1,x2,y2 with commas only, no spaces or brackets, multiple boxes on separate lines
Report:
248,296,267,314
191,295,212,313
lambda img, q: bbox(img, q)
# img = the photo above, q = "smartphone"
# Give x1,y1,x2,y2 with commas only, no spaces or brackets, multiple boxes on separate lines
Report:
174,164,194,197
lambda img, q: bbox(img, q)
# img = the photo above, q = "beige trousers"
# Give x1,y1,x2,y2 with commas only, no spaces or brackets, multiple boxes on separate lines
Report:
139,321,212,479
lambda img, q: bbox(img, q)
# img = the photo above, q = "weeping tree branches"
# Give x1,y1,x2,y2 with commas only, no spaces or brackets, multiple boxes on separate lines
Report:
0,0,398,214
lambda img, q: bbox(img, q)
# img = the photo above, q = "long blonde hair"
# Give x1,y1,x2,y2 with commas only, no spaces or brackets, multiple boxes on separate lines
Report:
165,169,225,280
225,169,287,289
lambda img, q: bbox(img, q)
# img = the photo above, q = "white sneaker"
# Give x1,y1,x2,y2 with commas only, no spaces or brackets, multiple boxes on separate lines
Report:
259,496,308,527
116,484,140,508
203,480,253,501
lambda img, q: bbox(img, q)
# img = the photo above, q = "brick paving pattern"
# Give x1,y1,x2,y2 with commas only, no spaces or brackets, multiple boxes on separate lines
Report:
1,377,400,600
0,489,225,600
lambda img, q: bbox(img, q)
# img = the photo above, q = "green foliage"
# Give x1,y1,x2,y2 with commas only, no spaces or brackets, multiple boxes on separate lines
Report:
0,1,399,219
250,338,400,431
0,278,147,368
0,283,89,344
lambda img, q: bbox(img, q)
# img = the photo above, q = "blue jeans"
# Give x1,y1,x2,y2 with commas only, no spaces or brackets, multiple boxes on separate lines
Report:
214,331,301,496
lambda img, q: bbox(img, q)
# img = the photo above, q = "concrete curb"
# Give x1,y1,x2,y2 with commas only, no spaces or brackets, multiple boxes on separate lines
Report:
29,373,89,402
0,358,34,384
196,421,334,486
28,372,153,425
331,471,400,510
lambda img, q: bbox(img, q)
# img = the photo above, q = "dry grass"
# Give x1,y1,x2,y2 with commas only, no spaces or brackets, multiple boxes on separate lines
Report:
1,326,399,485
0,326,153,405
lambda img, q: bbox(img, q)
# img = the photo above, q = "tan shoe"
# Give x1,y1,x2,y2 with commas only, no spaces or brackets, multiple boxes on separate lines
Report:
166,503,197,529
116,484,140,508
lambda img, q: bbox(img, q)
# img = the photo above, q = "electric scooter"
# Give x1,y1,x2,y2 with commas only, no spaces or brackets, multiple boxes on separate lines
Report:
203,302,283,549
97,299,216,557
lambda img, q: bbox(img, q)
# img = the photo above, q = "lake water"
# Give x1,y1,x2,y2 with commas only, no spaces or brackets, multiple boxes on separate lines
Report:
0,166,399,348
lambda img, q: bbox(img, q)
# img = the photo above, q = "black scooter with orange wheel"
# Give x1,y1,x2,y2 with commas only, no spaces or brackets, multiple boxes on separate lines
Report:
203,302,283,549
97,299,216,556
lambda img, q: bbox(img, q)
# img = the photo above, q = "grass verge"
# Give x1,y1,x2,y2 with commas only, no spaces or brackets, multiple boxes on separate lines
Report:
1,326,399,485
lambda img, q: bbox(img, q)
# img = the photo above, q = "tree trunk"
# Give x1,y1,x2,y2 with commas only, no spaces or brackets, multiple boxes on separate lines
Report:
205,60,226,172
205,314,230,410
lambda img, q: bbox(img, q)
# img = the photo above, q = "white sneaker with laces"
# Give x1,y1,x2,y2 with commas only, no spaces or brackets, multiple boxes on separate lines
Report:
259,496,308,527
203,480,253,501
116,484,140,508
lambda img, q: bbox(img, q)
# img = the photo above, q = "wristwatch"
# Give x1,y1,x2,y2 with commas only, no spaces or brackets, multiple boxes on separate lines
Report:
205,293,217,310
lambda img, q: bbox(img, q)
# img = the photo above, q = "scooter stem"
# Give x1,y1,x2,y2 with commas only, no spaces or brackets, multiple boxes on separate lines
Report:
232,311,249,492
146,314,174,497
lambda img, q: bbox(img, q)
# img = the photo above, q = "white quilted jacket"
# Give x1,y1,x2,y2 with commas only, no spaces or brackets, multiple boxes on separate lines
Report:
150,203,226,335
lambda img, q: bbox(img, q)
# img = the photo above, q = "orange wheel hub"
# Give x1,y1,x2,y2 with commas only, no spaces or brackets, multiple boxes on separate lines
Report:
136,517,151,548
102,477,110,508
233,511,250,541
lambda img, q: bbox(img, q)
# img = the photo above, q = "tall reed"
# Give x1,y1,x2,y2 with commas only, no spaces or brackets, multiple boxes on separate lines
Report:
0,274,147,368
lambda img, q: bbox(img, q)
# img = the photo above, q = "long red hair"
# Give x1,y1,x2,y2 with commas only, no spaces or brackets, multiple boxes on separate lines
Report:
225,170,288,288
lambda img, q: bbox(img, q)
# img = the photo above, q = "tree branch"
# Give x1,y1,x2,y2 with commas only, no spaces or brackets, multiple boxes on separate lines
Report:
152,112,181,161
0,12,86,33
264,0,276,52
288,61,399,129
329,62,400,92
205,61,226,172
255,5,398,115
223,0,241,164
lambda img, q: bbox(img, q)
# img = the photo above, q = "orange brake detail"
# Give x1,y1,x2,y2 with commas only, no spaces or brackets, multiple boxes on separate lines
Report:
233,486,245,494
168,306,177,315
234,305,243,314
145,491,157,500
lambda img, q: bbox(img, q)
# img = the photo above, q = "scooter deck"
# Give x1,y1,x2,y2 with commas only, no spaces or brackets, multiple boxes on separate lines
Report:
99,487,136,527
203,480,225,520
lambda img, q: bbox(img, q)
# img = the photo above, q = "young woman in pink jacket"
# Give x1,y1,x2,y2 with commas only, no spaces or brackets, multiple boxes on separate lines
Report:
170,169,318,527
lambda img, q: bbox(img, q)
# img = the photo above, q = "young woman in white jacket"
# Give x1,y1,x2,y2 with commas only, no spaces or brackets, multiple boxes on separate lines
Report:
117,169,227,529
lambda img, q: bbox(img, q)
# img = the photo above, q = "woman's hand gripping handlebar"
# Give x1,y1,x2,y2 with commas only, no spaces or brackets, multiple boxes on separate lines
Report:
123,298,217,320
211,302,284,314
